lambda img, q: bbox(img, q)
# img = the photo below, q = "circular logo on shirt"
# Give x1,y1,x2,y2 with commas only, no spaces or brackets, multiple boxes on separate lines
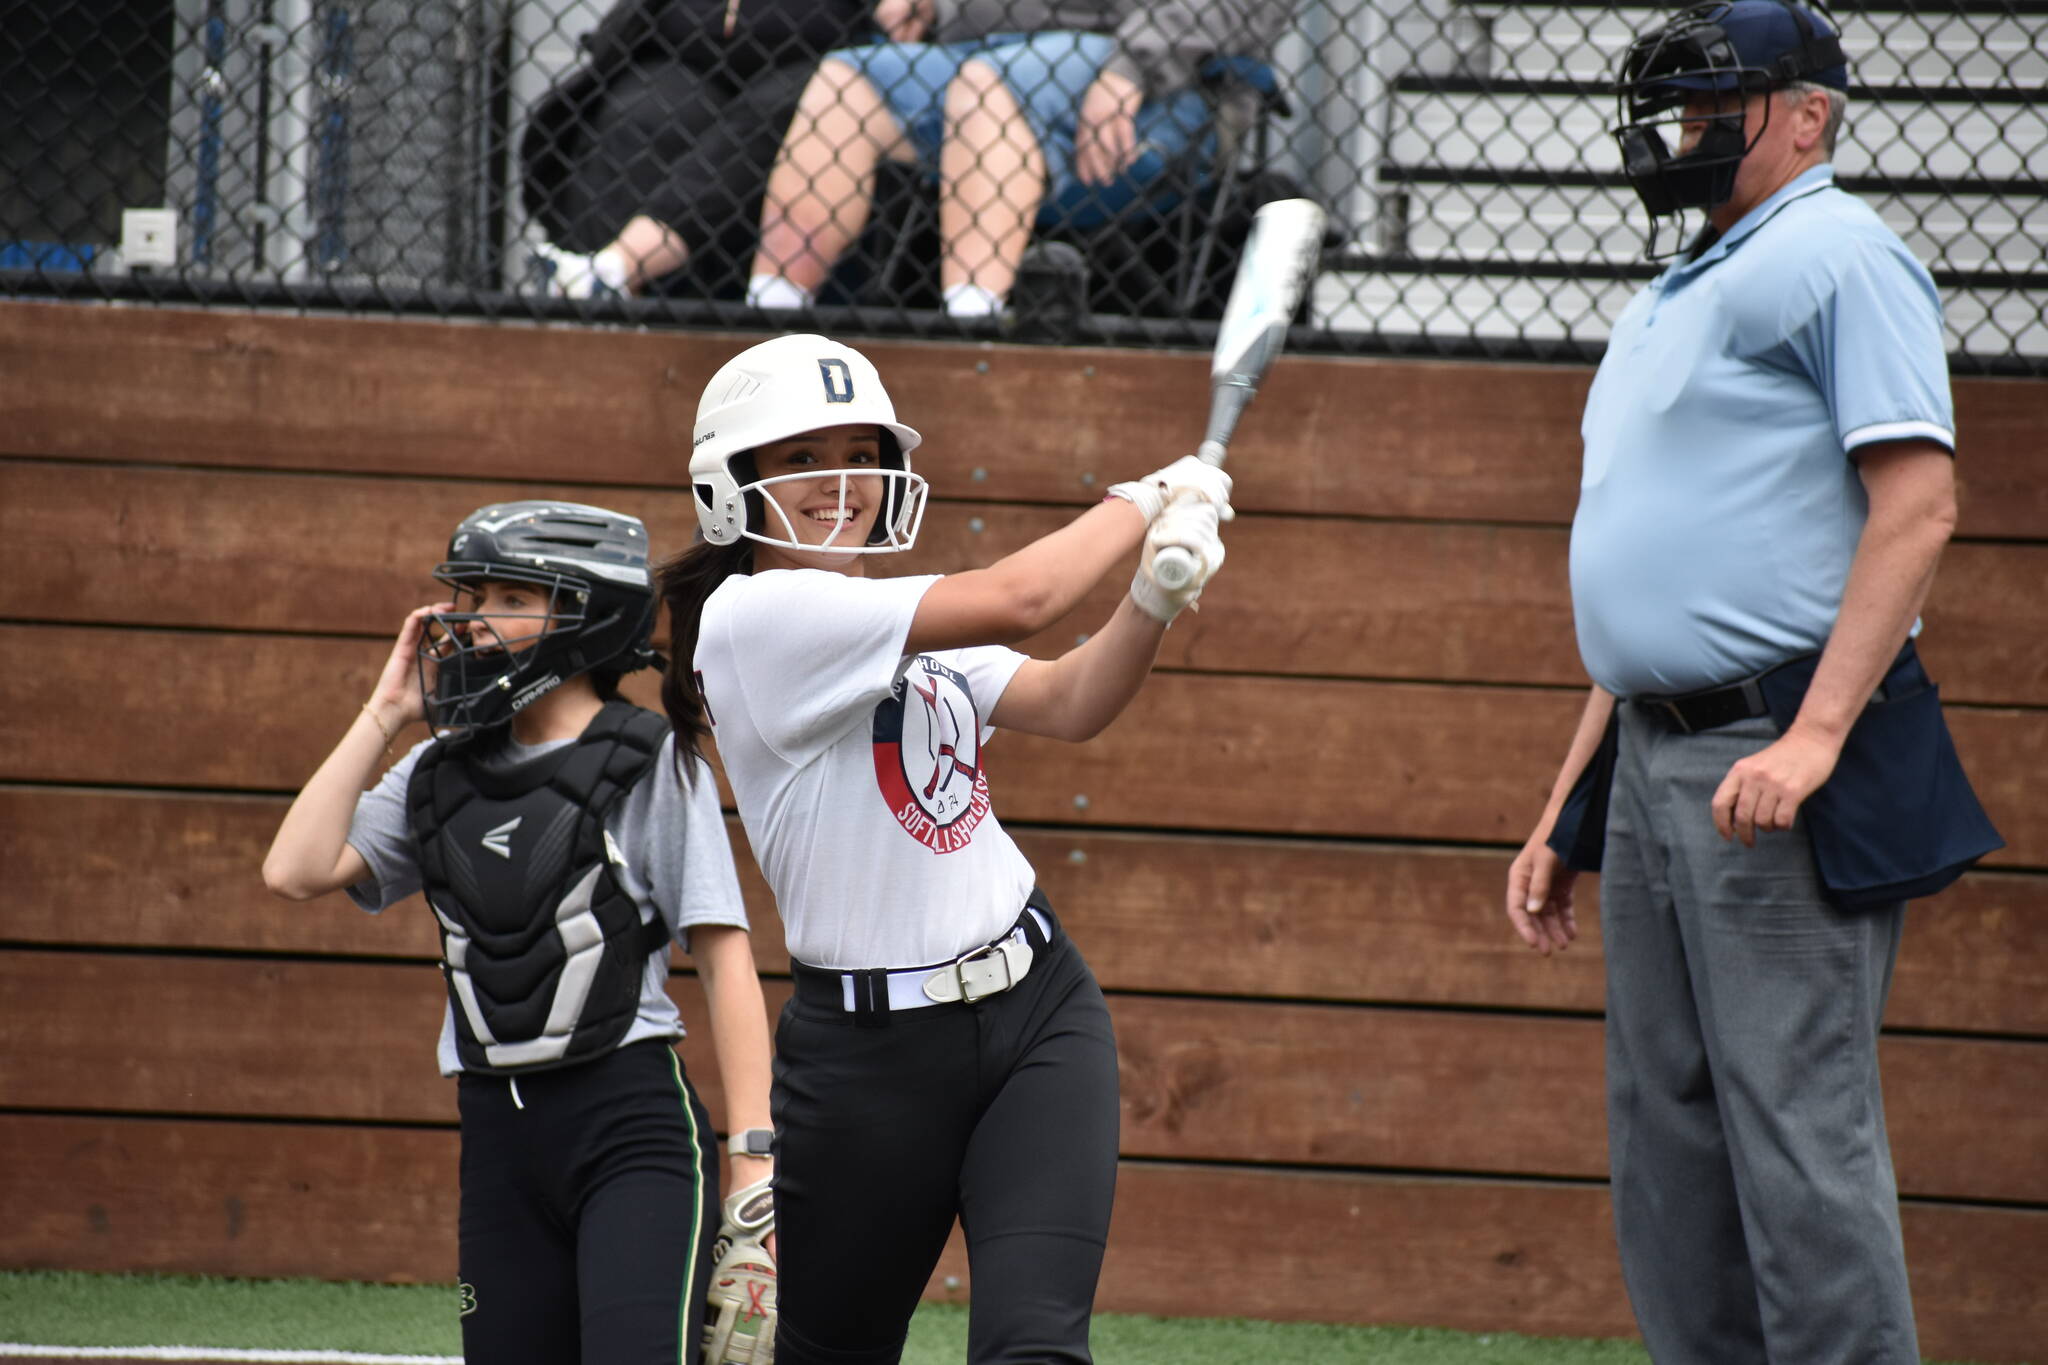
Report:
871,656,993,853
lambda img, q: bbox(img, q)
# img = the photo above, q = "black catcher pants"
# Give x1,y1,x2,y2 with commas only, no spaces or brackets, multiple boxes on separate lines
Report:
455,1038,721,1364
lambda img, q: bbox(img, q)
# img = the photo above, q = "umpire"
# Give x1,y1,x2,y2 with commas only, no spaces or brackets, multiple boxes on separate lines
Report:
1505,3,2001,1361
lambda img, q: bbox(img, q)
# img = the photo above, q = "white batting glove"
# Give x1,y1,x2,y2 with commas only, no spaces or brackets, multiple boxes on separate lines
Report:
1105,454,1234,524
1129,497,1227,623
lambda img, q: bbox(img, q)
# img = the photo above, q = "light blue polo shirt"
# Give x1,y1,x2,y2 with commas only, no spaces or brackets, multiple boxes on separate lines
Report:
1570,165,1955,698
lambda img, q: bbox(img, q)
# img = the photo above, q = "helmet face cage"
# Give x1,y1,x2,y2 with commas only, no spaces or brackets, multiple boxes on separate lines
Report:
738,466,932,556
419,565,589,737
1613,5,1774,235
417,502,657,739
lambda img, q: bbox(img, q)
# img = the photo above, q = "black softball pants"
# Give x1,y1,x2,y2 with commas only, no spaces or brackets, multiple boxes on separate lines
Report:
771,901,1120,1365
455,1038,721,1365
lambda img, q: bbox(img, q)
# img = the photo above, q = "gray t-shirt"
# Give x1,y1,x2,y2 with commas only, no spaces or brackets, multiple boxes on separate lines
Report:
346,728,748,1076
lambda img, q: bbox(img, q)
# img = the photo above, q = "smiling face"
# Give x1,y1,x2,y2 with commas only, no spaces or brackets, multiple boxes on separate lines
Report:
747,424,889,572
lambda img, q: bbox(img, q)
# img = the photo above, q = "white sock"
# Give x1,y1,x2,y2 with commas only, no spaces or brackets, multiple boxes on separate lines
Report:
748,273,813,311
943,282,1005,318
590,246,630,295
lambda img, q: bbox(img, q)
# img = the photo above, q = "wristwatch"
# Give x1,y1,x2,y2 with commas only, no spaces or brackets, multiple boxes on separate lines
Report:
726,1127,774,1158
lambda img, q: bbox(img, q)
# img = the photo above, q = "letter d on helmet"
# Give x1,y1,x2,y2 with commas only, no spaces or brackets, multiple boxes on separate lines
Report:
690,334,927,552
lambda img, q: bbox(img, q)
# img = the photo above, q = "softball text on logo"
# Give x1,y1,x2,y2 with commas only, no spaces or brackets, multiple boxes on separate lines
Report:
870,656,993,853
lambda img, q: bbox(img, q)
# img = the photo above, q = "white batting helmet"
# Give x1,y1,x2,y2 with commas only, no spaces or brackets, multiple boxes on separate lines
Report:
690,334,927,553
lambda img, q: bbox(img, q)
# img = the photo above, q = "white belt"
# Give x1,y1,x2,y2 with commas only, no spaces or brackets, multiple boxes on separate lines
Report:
836,907,1051,1012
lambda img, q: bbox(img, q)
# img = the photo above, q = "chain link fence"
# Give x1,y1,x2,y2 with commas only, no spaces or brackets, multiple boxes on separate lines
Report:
4,0,2042,371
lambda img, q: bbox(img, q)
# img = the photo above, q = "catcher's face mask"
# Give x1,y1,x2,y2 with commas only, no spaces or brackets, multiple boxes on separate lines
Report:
420,572,583,738
417,501,657,743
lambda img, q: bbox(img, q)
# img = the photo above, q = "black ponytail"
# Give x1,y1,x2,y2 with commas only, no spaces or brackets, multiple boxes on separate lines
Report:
657,536,754,783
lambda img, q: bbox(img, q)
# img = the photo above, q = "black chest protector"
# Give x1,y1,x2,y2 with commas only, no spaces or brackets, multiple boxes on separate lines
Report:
407,700,672,1075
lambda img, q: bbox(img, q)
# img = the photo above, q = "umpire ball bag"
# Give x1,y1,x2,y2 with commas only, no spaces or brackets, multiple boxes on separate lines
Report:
408,700,672,1074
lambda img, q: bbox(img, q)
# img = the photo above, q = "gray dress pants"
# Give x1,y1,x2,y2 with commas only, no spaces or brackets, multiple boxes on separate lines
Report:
1600,704,1919,1364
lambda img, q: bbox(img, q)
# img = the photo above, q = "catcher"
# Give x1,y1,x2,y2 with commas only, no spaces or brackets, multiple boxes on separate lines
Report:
262,500,776,1364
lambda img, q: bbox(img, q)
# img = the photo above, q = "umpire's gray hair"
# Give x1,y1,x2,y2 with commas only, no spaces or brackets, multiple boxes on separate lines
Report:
1782,81,1848,156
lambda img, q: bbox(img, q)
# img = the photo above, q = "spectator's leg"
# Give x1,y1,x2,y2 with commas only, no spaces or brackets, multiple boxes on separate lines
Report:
939,58,1046,314
609,215,688,292
532,61,717,299
536,216,686,298
643,62,818,299
753,58,913,299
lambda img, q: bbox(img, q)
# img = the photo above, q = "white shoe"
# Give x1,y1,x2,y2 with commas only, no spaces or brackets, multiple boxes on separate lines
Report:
747,273,815,311
533,242,627,299
942,282,1006,318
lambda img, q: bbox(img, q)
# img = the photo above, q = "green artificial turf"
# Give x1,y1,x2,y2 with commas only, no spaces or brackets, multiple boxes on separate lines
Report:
0,1270,464,1353
0,1270,2012,1364
0,1271,1647,1361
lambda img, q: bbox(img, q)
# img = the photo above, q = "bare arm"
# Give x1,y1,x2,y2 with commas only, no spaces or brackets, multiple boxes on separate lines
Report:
1074,67,1144,187
989,595,1168,742
873,0,931,41
690,923,776,1193
1084,0,1289,187
905,498,1146,654
913,462,1230,738
1504,685,1615,956
1711,440,1957,844
261,603,443,900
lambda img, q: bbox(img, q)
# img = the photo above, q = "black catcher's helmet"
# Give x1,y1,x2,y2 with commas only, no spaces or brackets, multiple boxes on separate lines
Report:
1612,0,1847,250
420,501,659,739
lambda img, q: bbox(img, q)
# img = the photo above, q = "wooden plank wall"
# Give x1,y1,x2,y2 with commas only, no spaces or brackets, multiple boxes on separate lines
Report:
1,300,2043,1359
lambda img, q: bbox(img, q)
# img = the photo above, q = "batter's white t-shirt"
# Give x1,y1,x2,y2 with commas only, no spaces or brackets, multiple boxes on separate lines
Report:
697,568,1037,969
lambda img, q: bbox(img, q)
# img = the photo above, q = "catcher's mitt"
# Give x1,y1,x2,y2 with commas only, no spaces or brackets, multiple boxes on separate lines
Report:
702,1178,776,1365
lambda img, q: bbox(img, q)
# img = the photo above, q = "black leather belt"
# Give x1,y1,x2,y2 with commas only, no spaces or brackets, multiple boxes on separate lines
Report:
1633,649,1916,735
1635,676,1772,734
1633,655,1816,735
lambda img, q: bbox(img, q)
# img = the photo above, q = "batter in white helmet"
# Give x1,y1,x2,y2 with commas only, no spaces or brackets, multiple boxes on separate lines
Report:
659,334,1231,1364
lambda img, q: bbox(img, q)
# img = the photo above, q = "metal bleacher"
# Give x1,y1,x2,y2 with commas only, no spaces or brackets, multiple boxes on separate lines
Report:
1306,0,2048,368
